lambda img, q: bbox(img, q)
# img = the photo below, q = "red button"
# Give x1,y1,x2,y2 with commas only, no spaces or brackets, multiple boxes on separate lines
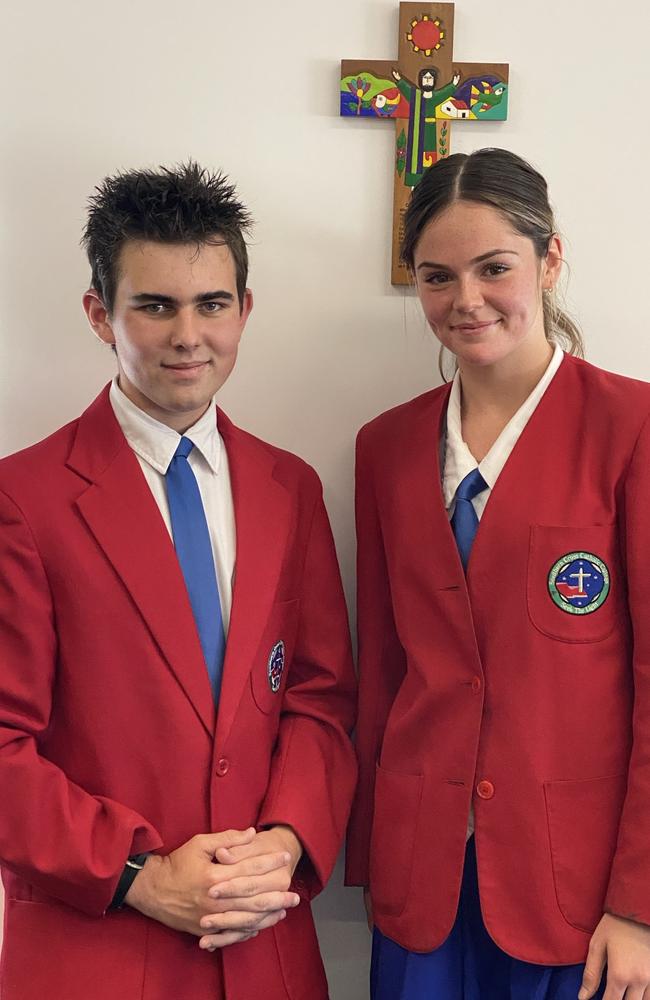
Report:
216,758,230,776
471,676,482,693
477,780,494,799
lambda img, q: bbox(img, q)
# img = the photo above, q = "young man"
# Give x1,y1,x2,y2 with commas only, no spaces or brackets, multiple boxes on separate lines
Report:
0,163,357,1000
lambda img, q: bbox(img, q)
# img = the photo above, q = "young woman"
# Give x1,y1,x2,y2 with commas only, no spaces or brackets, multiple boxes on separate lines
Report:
346,148,650,1000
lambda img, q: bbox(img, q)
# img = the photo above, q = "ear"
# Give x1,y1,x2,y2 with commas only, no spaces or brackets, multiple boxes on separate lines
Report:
83,289,115,345
542,234,563,291
238,288,254,326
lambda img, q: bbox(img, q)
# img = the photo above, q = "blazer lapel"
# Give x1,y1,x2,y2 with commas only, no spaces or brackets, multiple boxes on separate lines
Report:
215,412,291,746
67,387,215,737
467,353,573,570
394,386,468,591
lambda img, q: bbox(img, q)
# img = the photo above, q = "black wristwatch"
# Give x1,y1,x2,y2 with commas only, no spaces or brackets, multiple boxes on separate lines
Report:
109,853,150,910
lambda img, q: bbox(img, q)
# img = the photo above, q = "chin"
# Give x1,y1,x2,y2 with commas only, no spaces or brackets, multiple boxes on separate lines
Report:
455,347,504,368
168,393,214,413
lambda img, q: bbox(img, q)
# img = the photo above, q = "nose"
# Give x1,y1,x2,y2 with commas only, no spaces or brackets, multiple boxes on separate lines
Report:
453,275,484,313
169,308,201,350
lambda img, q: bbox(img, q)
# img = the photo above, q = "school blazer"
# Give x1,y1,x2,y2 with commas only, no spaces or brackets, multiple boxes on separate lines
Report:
0,385,357,1000
346,354,650,965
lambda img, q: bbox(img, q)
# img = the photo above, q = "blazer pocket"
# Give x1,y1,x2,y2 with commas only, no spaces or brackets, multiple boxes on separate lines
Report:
544,773,626,932
250,598,300,714
527,524,623,642
369,763,423,917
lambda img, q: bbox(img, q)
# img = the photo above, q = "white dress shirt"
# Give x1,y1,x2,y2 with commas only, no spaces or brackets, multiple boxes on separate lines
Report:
109,378,236,632
442,343,564,837
442,344,564,517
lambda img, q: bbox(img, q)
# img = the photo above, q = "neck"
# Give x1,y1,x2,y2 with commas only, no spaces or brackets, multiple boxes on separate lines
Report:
458,341,554,420
456,340,555,462
116,374,211,434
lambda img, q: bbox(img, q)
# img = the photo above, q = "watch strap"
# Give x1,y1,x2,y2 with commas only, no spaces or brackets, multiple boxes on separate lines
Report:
109,853,150,910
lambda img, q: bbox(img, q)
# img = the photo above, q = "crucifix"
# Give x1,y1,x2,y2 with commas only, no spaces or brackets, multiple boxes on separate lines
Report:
340,3,509,285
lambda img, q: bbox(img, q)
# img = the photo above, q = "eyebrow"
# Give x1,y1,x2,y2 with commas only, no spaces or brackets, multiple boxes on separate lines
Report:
416,249,519,271
130,290,235,305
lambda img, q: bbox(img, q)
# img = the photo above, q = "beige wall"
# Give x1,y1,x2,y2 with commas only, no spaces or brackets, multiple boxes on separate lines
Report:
1,0,648,994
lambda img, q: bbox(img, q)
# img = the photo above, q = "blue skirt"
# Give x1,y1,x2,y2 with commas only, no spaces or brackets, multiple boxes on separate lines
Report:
370,840,604,1000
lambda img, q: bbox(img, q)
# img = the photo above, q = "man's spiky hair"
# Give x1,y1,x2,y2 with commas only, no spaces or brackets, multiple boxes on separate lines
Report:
81,161,253,311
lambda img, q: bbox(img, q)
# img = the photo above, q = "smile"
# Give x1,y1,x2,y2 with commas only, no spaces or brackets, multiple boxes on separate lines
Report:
452,320,500,333
161,361,211,378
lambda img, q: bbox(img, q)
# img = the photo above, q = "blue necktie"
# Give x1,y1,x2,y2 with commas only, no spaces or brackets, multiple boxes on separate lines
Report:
165,437,225,700
450,468,488,570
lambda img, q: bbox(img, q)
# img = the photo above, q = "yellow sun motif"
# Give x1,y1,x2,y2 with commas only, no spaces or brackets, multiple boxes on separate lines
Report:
407,16,444,56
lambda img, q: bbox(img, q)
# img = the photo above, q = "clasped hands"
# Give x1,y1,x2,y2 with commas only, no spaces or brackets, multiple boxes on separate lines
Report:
126,825,303,951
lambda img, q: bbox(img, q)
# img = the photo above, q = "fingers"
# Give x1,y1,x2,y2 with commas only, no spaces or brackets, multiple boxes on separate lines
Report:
199,908,288,951
620,987,646,1000
209,851,291,890
215,840,279,864
201,891,299,924
579,938,606,1000
198,928,259,951
602,974,647,1000
209,867,295,901
196,828,256,859
600,981,627,1000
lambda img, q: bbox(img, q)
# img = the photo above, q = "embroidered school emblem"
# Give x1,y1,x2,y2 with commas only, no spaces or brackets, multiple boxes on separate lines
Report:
547,552,610,615
267,641,285,693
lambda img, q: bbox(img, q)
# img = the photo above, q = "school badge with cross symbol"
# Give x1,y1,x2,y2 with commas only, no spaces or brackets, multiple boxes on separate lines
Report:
340,2,509,285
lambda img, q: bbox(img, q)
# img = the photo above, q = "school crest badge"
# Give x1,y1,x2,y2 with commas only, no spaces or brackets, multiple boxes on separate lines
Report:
267,641,285,693
547,552,610,615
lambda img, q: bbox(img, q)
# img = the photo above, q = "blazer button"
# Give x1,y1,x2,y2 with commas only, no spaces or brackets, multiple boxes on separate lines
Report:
216,757,230,776
476,780,494,799
471,676,482,693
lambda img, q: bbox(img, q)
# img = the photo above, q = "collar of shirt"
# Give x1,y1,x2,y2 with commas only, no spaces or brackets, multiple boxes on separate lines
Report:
109,377,221,476
442,343,564,509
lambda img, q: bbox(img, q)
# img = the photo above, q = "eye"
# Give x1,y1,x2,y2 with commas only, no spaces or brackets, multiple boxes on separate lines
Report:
200,301,224,313
483,262,510,277
424,271,452,286
141,302,169,314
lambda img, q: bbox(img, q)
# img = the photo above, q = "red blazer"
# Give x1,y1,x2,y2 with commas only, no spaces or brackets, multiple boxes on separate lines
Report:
346,354,650,964
0,386,357,1000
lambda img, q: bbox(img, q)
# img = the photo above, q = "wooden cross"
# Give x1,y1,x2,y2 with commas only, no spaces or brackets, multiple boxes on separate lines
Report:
340,2,509,285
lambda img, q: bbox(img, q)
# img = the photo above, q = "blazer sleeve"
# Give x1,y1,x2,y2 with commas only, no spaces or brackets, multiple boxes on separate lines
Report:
345,428,407,887
605,413,650,924
257,472,357,899
0,489,163,917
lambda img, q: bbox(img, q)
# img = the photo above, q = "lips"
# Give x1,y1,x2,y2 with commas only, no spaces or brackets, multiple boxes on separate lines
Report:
162,361,210,370
451,320,499,333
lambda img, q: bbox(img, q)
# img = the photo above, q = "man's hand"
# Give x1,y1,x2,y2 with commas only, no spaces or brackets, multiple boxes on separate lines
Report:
392,69,401,82
198,826,304,951
579,912,650,1000
125,828,289,948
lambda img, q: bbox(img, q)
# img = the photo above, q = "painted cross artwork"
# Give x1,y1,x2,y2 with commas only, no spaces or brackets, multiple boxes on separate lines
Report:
341,3,509,284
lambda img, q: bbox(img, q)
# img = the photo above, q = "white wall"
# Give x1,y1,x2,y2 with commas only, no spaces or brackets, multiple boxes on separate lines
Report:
1,0,648,995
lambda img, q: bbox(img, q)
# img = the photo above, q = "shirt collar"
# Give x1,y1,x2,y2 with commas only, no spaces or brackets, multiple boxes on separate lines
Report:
109,377,221,475
442,343,564,508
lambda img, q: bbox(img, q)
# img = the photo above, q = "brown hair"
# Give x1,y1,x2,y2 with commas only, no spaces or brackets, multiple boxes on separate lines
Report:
401,148,584,368
82,161,252,314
